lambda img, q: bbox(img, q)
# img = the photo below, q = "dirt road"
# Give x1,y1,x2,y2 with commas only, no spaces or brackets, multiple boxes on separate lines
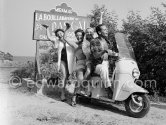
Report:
0,83,166,125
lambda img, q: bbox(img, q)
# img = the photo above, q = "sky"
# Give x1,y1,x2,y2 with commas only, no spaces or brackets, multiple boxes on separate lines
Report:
0,0,165,56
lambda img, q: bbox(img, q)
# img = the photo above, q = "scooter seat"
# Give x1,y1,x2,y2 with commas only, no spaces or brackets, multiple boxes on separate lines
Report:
91,72,100,77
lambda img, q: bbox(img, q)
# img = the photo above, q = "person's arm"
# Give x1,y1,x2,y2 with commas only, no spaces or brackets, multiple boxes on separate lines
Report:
46,27,55,41
93,50,107,59
62,22,78,49
63,31,78,49
82,40,91,59
63,38,78,49
99,11,104,24
84,55,92,79
107,49,119,56
42,24,56,42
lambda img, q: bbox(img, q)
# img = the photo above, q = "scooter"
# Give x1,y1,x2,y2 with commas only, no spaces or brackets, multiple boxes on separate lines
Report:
41,23,150,118
72,33,150,118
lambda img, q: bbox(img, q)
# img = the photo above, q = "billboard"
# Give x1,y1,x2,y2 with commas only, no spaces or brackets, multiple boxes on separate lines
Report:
33,3,90,78
33,3,90,41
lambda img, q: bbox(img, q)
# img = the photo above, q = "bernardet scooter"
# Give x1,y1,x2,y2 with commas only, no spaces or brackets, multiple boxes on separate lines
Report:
72,33,150,118
41,23,150,118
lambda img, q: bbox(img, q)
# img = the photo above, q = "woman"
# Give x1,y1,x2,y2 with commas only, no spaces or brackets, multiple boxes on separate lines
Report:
40,24,68,101
64,28,86,106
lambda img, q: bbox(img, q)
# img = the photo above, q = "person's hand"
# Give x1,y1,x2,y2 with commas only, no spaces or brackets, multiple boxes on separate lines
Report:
100,11,104,16
65,23,71,31
102,53,108,60
107,49,119,57
41,24,49,29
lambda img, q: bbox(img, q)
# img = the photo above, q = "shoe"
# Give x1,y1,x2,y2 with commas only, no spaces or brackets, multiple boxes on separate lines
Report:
61,98,67,102
61,95,67,102
107,87,113,99
71,101,76,107
71,96,77,107
80,91,88,96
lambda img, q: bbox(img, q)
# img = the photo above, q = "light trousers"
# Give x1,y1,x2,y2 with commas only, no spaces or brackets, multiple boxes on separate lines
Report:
94,60,111,88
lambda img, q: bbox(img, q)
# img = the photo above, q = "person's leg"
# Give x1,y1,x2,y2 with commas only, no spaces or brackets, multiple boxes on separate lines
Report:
60,87,66,101
94,61,113,98
94,61,111,88
59,61,67,101
37,78,47,96
59,76,67,101
71,70,84,106
77,70,84,81
77,70,84,93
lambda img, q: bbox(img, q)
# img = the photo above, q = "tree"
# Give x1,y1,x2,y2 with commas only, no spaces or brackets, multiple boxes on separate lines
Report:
122,6,166,96
88,4,118,34
88,4,119,56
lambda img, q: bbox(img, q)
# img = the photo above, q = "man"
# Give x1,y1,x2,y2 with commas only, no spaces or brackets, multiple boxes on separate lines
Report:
87,24,118,98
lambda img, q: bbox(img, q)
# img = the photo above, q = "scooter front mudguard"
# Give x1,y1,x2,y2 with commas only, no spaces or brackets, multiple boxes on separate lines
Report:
113,74,148,101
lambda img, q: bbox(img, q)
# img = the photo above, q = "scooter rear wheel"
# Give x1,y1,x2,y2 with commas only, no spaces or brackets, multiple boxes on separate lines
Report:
125,94,150,118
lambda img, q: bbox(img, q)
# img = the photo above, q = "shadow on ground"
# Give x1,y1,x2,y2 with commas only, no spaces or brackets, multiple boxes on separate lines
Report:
13,83,128,117
151,103,166,110
46,91,128,117
77,96,127,117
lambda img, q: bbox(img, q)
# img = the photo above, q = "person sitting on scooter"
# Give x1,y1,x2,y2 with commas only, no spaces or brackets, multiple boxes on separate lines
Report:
82,27,95,58
82,27,95,79
86,24,118,98
82,12,104,80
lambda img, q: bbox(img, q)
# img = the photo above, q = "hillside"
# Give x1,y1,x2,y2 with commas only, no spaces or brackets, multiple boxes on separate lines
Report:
13,56,35,63
0,56,35,67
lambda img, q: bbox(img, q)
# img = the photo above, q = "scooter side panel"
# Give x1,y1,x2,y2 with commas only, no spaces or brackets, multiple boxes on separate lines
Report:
113,59,143,101
113,73,148,101
113,73,130,100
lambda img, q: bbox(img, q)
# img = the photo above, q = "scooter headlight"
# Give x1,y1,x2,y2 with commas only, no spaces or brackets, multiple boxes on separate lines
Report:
132,68,140,79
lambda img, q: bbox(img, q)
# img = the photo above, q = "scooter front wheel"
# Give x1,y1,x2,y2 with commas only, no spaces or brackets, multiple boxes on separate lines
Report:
125,94,150,118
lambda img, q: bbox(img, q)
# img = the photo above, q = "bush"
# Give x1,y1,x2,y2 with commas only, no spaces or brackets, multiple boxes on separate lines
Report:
122,6,166,96
11,61,35,80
